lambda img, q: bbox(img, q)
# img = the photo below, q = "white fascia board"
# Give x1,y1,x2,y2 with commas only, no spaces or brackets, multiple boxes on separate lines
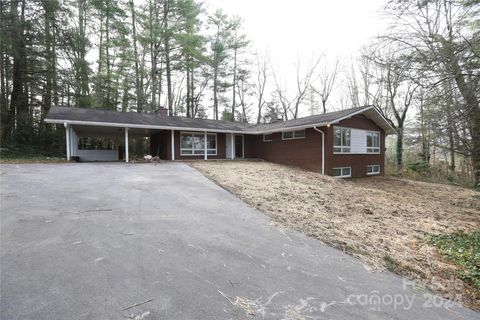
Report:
329,106,396,135
45,118,330,135
255,123,328,135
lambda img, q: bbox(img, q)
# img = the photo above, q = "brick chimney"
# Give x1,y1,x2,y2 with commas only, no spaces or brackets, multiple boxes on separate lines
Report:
154,107,169,117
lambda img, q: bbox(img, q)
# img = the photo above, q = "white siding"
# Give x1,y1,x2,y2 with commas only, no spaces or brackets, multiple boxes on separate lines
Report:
351,129,366,153
334,126,380,154
226,133,232,159
76,150,119,161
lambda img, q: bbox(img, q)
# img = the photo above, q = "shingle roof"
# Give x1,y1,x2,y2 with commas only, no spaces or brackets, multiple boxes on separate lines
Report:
45,105,396,134
45,106,254,131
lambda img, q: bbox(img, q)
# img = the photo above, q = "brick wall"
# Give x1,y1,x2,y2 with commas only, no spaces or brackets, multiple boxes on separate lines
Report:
324,115,386,177
249,128,324,172
149,114,386,178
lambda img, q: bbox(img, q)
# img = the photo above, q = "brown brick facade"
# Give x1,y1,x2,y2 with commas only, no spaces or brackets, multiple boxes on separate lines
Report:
248,128,324,172
324,115,386,177
149,115,386,177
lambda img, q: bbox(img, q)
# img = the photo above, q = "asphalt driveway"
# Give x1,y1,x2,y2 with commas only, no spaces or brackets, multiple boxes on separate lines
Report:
0,163,477,319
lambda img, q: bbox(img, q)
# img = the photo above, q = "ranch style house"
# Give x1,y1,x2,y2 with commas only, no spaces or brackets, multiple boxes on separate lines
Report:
45,105,395,178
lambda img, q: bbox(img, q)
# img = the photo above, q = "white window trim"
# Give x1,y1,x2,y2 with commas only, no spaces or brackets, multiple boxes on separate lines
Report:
367,164,381,175
366,131,381,154
333,167,352,178
180,131,217,156
263,134,272,142
282,129,306,140
333,126,381,155
333,126,351,154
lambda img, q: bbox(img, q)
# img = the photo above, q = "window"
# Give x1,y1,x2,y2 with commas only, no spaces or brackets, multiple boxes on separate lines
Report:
282,129,305,140
180,132,217,156
367,132,380,153
263,134,272,142
333,167,351,178
333,127,351,153
367,165,380,175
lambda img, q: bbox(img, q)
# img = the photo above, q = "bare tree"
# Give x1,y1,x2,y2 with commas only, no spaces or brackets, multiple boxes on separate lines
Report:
385,0,480,186
311,57,339,113
369,49,418,167
251,52,269,124
272,55,320,119
345,63,360,108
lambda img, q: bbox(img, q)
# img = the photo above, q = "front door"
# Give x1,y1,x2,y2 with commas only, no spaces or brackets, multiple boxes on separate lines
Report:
235,135,243,158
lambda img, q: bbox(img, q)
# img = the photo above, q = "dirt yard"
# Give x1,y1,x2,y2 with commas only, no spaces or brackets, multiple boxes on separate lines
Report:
190,160,480,309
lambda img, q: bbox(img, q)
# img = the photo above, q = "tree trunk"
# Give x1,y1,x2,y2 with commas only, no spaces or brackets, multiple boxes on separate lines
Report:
190,69,195,117
446,95,455,173
440,36,480,187
419,97,430,163
231,45,237,117
470,109,480,188
396,125,403,168
121,73,129,112
129,0,141,112
42,0,55,125
186,65,191,117
96,10,103,107
0,0,9,142
105,8,111,109
149,0,156,110
10,0,29,143
256,105,262,124
213,64,218,120
164,0,173,114
78,0,89,106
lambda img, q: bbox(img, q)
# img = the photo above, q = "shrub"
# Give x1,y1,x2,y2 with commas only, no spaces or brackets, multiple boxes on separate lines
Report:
407,161,431,175
426,230,480,290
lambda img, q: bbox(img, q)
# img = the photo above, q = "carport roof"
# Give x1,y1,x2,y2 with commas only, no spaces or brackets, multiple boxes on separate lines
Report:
45,105,396,134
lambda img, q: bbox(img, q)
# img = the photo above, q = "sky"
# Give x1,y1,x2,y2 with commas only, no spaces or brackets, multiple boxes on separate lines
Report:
204,0,389,66
202,0,390,117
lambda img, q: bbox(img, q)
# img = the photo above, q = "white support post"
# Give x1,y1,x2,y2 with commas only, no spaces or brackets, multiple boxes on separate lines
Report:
125,127,129,163
204,131,207,160
171,130,175,160
73,130,78,157
230,133,234,159
70,126,75,157
64,123,71,161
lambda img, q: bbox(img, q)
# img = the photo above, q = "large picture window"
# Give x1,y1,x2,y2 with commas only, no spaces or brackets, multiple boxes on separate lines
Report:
366,132,380,153
333,127,351,153
180,132,217,155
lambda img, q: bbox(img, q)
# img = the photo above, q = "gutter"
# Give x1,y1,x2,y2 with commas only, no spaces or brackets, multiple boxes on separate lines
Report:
44,118,329,135
313,126,325,175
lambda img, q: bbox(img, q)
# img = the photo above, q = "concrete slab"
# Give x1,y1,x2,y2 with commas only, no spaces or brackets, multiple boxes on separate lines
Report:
0,163,477,319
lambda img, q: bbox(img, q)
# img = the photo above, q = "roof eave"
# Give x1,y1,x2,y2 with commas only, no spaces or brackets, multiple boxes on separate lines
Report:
45,106,396,135
44,118,248,134
328,106,397,135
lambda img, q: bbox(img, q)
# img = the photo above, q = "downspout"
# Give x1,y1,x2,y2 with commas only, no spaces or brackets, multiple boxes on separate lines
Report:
313,126,325,175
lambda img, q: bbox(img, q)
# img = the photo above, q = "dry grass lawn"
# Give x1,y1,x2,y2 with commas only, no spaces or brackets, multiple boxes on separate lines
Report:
190,160,480,309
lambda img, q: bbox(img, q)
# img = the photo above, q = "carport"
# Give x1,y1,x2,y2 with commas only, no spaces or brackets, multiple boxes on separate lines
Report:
65,124,161,162
45,106,251,163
